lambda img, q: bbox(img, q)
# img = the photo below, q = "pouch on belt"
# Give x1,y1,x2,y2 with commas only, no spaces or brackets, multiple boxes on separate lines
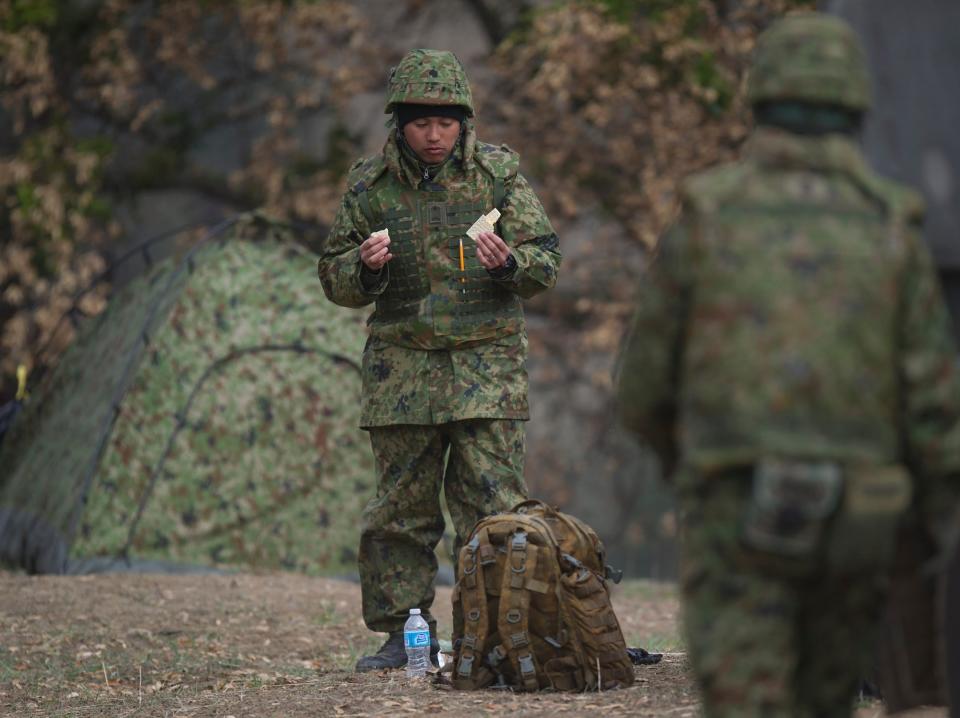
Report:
741,458,843,558
826,463,912,573
741,458,912,573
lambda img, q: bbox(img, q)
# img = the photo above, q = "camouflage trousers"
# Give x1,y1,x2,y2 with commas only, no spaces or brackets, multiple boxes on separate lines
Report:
677,469,889,718
359,419,527,634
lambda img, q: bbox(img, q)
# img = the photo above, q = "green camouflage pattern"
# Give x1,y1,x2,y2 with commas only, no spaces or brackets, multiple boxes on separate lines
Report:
384,48,475,116
359,333,529,426
617,126,960,482
678,470,887,717
359,137,527,346
0,215,373,575
616,124,960,716
359,419,527,634
318,116,560,427
748,13,872,111
322,56,555,638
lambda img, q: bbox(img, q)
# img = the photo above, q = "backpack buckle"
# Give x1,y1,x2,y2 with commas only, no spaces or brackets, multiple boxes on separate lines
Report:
605,564,624,584
487,644,507,666
506,609,522,624
457,655,474,677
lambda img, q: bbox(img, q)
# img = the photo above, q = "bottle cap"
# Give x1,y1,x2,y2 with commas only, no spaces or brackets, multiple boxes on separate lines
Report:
410,608,421,615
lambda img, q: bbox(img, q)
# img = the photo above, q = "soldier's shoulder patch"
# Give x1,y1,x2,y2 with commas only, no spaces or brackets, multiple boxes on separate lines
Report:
346,154,388,194
681,161,750,213
474,141,520,180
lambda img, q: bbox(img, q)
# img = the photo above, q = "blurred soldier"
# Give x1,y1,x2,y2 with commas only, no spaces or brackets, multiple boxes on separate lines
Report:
318,49,560,671
616,12,960,717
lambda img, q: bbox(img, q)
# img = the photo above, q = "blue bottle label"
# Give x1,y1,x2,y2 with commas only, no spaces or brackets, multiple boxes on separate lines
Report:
404,629,430,649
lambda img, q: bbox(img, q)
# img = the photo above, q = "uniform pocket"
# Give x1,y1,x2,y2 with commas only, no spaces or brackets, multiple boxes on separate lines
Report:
740,458,843,558
826,463,912,573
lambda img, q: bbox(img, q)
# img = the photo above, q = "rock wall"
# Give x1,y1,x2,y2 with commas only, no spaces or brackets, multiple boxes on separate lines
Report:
828,0,960,333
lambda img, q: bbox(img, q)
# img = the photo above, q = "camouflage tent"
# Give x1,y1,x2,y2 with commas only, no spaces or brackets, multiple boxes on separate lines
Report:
0,215,373,576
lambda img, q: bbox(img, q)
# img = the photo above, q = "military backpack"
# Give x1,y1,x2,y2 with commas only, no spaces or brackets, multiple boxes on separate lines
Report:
451,499,634,691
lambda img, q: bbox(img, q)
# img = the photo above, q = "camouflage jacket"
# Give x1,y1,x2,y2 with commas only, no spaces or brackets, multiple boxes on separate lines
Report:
616,127,960,509
319,122,560,427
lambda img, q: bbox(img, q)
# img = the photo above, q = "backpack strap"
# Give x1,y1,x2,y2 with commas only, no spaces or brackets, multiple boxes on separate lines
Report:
497,529,541,691
355,185,376,227
346,154,388,230
474,142,518,236
454,531,496,689
493,176,506,212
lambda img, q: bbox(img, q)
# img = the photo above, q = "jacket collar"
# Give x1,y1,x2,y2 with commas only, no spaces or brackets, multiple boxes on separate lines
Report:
745,125,868,177
383,117,478,188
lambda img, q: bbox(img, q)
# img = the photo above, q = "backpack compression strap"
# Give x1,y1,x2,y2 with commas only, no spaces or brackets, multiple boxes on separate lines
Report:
455,530,496,689
497,529,541,691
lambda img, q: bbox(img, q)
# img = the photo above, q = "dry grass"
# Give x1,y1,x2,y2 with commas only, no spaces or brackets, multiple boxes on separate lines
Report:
0,571,940,717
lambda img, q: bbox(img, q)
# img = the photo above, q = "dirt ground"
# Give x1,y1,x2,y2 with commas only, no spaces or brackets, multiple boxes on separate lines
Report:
0,572,945,717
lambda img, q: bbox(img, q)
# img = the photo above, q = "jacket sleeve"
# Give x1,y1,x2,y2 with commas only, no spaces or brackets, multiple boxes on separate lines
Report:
898,222,960,550
614,213,694,476
317,190,387,308
493,173,561,299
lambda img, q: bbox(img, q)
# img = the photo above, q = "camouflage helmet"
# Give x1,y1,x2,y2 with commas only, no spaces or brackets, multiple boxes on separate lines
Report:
747,13,872,111
385,49,475,117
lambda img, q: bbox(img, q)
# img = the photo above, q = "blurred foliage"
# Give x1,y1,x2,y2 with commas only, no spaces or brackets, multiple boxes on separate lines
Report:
1,1,113,399
0,0,812,406
0,0,381,402
0,0,815,578
495,0,813,249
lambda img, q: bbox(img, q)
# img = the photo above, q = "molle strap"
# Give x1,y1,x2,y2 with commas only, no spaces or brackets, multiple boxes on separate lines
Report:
356,185,375,226
455,531,491,689
499,530,539,691
371,202,428,321
493,177,506,235
478,543,496,566
493,177,505,210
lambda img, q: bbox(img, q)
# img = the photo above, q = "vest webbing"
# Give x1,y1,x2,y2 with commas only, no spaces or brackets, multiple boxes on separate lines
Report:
354,174,522,340
355,177,506,233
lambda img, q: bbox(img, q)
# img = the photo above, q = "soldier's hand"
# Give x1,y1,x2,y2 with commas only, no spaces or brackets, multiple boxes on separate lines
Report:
475,231,512,270
360,232,393,271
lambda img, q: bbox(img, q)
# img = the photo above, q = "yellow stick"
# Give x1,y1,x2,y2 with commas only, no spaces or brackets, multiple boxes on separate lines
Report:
458,237,466,283
15,364,28,401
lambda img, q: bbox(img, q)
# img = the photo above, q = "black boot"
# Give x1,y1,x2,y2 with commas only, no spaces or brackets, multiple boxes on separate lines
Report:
356,632,406,672
354,632,443,672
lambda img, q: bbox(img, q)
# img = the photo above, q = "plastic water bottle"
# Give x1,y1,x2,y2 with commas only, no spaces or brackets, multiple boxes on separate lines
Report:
403,608,431,677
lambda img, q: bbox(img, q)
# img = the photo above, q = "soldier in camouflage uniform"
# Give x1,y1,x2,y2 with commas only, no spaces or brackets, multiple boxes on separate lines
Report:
616,13,960,717
318,49,560,671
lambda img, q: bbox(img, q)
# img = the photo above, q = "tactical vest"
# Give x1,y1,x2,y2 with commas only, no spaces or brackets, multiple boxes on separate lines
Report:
351,153,524,349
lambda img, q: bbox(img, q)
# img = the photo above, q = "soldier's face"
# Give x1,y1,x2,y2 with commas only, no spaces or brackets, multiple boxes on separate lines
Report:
403,117,461,165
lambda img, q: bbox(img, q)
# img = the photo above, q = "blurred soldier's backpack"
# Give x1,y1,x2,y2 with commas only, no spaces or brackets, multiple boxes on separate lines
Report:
451,499,634,691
